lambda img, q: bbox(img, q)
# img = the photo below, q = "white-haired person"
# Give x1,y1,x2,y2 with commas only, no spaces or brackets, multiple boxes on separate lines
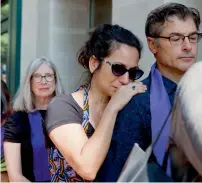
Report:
3,57,64,182
170,61,202,182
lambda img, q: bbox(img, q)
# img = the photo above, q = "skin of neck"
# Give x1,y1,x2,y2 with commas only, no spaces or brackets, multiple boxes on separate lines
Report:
34,96,52,110
156,62,184,84
88,77,110,109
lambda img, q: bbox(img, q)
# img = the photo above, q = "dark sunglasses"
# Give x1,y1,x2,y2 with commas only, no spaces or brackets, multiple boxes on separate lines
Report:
104,60,144,80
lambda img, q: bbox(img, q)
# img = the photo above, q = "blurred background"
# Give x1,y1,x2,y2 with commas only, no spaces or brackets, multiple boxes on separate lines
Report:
1,0,202,97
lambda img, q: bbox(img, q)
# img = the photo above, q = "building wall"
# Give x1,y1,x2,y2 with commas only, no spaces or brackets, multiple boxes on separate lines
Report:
20,0,89,93
112,0,202,79
20,0,202,92
21,0,39,74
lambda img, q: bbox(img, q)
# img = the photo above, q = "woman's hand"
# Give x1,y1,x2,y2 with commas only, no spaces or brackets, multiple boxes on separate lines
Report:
108,81,147,112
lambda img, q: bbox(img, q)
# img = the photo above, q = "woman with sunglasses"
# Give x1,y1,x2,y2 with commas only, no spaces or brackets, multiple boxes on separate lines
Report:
45,24,146,182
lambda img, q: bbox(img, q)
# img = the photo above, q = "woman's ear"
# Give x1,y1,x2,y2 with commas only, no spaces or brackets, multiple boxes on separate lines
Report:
89,55,100,73
147,37,158,54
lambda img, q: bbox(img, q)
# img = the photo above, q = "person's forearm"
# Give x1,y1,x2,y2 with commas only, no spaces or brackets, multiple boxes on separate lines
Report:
1,172,9,182
77,104,118,178
9,173,30,182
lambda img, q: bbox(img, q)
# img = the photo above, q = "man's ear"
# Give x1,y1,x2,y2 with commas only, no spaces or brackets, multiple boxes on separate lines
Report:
147,37,158,54
89,55,100,73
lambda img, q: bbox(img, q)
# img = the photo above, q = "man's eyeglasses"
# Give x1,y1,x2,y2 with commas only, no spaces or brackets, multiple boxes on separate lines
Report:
104,60,144,81
152,33,202,45
32,73,55,83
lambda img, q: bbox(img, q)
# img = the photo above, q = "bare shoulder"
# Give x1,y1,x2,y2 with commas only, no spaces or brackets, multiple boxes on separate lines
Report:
71,89,84,109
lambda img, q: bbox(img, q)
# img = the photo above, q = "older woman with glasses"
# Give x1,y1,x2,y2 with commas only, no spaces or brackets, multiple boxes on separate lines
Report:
4,57,64,182
45,24,147,182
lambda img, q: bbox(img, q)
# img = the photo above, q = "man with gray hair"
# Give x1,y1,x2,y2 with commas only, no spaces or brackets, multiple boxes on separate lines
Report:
96,2,202,181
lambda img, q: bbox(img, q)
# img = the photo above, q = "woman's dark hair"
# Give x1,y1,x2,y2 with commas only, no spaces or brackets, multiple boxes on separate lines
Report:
78,24,142,70
145,3,201,37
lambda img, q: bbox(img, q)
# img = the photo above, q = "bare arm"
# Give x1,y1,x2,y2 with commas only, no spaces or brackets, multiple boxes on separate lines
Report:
50,103,117,180
0,172,9,182
4,142,30,182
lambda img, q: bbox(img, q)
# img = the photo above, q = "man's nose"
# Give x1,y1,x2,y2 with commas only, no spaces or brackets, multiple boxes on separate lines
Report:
181,37,192,52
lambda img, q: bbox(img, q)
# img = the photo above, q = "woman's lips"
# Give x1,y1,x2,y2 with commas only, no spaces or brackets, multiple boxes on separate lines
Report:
39,88,49,90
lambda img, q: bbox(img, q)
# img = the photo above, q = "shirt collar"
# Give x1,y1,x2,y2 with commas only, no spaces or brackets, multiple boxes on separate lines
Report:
162,75,177,95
